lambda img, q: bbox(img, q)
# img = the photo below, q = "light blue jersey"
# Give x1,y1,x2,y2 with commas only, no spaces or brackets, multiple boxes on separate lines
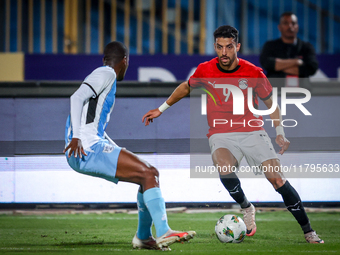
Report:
65,66,117,150
65,66,122,183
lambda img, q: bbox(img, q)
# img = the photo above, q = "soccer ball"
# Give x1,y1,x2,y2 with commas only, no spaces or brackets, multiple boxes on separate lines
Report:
215,214,246,243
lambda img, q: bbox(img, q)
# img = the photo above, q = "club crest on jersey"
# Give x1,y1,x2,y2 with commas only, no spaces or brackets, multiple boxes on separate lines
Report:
238,79,248,90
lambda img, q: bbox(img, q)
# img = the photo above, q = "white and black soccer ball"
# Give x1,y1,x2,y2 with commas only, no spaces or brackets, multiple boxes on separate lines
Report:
215,214,246,243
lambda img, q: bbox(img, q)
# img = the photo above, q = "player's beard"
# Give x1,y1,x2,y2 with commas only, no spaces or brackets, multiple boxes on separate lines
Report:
220,55,234,68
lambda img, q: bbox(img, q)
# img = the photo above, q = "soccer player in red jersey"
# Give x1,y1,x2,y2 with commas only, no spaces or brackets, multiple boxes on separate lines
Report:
142,25,323,243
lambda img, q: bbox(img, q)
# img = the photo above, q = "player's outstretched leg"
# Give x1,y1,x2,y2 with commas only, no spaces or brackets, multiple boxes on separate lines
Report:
263,159,324,243
220,172,256,236
276,181,324,243
213,148,257,236
115,149,196,250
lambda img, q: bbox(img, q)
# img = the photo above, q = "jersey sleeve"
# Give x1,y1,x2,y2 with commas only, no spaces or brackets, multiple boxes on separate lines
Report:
70,84,96,138
83,66,116,97
255,69,273,101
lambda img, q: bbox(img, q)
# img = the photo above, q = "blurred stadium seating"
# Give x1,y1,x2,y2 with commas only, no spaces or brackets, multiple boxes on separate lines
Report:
0,0,339,55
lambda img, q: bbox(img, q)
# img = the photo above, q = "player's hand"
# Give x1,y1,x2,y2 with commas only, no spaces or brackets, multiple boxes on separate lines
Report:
142,109,162,126
275,135,290,155
63,138,87,158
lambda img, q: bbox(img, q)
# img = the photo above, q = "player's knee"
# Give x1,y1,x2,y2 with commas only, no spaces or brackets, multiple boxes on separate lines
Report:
268,178,285,190
149,166,159,178
139,165,159,189
141,165,159,180
262,158,280,167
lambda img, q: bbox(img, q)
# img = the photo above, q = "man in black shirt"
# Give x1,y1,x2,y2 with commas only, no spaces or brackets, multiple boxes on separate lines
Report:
260,12,318,88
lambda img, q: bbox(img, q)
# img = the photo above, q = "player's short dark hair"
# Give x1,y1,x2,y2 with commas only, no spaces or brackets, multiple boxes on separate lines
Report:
104,41,128,64
213,25,239,43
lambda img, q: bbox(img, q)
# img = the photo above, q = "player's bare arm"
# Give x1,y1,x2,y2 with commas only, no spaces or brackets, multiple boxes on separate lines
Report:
142,81,192,126
263,96,290,155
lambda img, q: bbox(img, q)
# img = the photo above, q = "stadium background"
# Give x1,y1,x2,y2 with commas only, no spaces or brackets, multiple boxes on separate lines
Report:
0,0,339,208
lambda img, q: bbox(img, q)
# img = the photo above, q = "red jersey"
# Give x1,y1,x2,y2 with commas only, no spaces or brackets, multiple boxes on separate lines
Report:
189,57,272,137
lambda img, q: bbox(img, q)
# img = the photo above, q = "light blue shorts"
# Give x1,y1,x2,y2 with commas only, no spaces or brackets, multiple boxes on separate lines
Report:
66,139,122,184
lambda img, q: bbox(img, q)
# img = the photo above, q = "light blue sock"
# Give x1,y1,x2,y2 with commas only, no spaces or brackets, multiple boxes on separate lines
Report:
136,192,153,240
143,187,170,238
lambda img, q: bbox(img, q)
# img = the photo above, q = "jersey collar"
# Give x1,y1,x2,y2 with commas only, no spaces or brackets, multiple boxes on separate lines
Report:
216,63,241,73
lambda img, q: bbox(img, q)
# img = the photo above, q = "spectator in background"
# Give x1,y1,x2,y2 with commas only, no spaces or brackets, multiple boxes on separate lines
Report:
260,12,318,88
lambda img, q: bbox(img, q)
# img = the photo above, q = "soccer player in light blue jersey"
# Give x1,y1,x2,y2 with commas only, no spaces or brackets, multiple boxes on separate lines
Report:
63,41,195,250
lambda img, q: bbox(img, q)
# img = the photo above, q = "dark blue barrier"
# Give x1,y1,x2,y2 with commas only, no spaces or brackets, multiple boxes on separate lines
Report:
25,54,340,81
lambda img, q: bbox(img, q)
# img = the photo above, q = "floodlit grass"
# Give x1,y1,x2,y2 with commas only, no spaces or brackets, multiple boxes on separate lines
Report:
0,211,339,254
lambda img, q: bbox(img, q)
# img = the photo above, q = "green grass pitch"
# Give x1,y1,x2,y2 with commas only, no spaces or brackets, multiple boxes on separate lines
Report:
0,210,339,254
